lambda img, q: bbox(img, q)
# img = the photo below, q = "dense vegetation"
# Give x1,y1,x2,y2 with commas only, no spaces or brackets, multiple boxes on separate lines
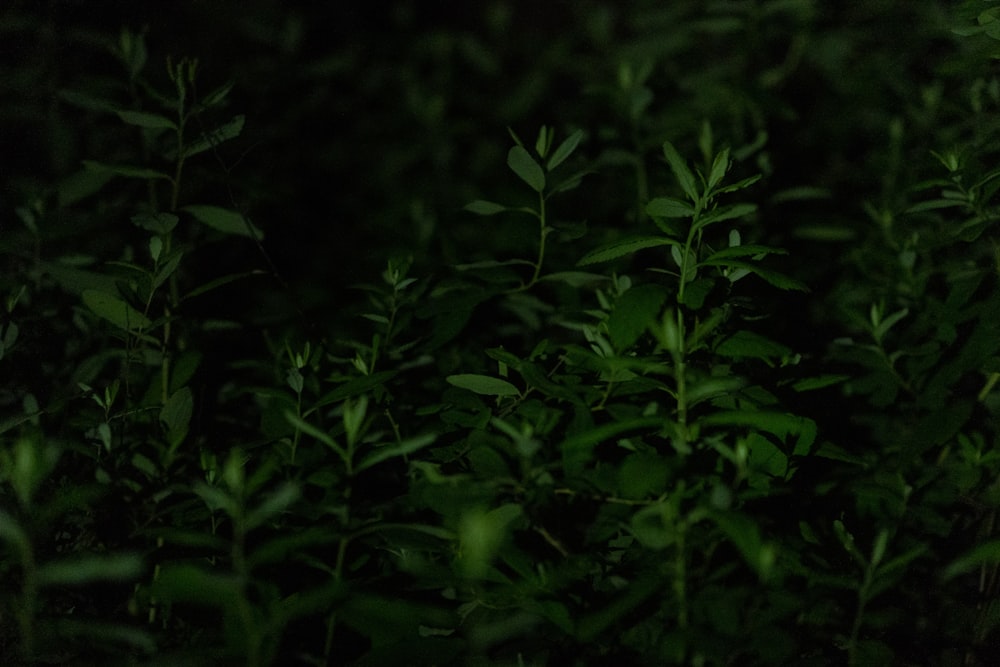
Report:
2,1,1000,665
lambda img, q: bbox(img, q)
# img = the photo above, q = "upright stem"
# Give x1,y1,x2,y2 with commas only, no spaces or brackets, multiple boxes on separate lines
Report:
527,191,548,289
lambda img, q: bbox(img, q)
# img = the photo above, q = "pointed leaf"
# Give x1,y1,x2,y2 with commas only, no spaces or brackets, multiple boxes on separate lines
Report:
693,203,757,232
446,374,520,396
662,141,699,203
82,160,171,181
182,204,263,239
547,129,584,171
707,148,730,190
356,433,436,473
578,236,678,265
507,145,545,192
464,200,508,215
182,114,245,158
115,109,176,130
647,197,695,218
82,289,152,331
37,553,143,586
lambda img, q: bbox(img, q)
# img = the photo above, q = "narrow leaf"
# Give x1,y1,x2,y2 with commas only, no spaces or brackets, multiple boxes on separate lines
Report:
693,203,757,232
646,197,695,218
37,553,143,586
182,114,245,158
662,141,699,203
547,129,584,171
446,374,520,396
82,160,170,181
577,237,678,265
115,109,176,130
507,145,545,192
356,433,436,473
182,204,263,239
464,200,508,215
82,289,152,331
707,148,730,190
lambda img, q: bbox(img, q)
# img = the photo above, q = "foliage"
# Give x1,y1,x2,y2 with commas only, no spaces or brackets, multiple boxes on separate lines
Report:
2,1,1000,665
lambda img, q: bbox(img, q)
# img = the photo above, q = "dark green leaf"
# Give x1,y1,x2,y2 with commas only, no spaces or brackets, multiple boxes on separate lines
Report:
446,374,519,396
182,204,264,239
182,114,245,158
82,289,153,331
356,433,436,473
607,284,667,351
115,109,176,130
507,145,545,192
646,197,696,218
464,200,507,215
37,553,143,586
82,160,171,181
547,129,584,171
662,141,699,203
578,236,678,265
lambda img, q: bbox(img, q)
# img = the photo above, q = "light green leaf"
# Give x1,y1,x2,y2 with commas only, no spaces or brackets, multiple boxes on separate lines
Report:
115,109,176,130
182,204,263,239
646,197,695,218
578,236,678,265
464,200,508,215
446,374,520,397
507,145,545,192
547,129,584,171
82,289,152,331
82,160,171,181
662,141,699,203
182,114,245,158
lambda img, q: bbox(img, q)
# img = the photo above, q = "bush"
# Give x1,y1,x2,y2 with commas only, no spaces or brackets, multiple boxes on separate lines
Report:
2,1,999,665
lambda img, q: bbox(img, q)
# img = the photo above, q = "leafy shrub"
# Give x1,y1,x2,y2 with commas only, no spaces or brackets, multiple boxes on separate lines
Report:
2,2,1000,665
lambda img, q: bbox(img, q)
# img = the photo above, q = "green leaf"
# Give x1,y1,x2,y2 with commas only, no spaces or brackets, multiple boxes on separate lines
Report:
560,416,664,473
698,259,808,291
699,410,816,457
37,553,143,586
0,510,31,561
715,330,792,365
578,236,678,265
662,141,699,203
446,374,520,397
507,145,546,192
160,386,193,450
709,510,775,581
693,202,757,233
792,374,850,392
181,114,245,158
464,200,508,215
701,244,786,262
356,433,436,473
285,411,348,463
82,160,171,181
131,212,179,235
607,284,668,351
115,109,176,130
943,539,1000,580
82,289,153,331
646,197,696,218
182,204,264,239
245,482,300,531
547,129,584,171
151,563,241,606
707,148,730,190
